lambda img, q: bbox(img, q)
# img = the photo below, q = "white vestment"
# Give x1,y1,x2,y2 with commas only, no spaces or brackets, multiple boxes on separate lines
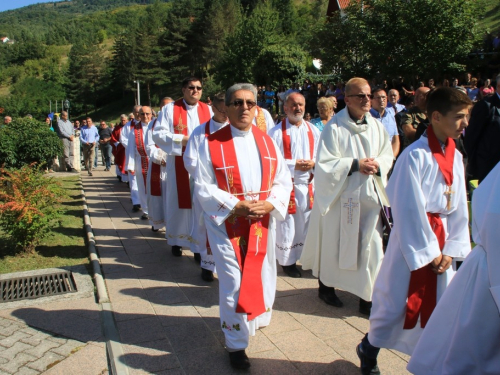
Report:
407,163,500,374
126,121,149,216
368,135,471,355
120,120,139,205
268,119,320,266
152,100,213,248
183,118,228,272
194,125,292,350
300,109,393,301
145,119,166,230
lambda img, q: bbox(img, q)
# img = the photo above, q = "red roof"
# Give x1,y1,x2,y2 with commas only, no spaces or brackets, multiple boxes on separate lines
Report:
327,0,352,16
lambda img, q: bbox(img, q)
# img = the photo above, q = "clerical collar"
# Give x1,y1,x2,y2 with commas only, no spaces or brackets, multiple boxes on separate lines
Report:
183,99,198,109
348,112,368,125
230,124,252,137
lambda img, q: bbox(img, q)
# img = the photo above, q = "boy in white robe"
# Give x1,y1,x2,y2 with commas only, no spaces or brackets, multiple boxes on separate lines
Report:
183,92,228,281
407,162,500,374
121,106,141,211
194,84,291,369
268,92,320,277
357,87,472,375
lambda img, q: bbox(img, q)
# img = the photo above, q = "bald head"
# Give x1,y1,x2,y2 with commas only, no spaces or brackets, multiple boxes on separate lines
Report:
345,78,370,95
415,87,430,111
160,97,174,107
133,105,142,120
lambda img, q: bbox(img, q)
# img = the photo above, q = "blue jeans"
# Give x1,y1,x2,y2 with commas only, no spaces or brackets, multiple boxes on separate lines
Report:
100,143,112,169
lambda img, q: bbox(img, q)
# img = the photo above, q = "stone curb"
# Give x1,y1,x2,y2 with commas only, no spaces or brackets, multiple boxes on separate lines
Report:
81,183,109,304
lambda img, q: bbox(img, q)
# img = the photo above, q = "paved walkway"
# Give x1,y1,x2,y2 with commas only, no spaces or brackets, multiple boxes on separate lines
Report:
1,168,411,374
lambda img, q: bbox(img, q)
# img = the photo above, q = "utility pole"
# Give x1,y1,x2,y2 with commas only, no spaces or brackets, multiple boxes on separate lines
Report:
134,80,141,105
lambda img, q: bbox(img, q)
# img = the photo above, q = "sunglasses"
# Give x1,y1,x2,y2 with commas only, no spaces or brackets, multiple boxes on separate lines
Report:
347,94,374,99
140,113,152,115
228,99,257,109
187,86,203,91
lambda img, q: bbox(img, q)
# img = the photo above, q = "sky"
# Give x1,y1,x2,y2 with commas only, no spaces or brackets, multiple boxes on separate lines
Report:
0,0,59,13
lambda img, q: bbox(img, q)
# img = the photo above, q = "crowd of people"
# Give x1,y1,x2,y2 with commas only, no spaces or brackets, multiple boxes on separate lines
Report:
5,70,499,373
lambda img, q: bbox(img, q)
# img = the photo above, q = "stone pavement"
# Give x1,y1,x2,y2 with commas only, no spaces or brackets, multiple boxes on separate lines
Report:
83,168,411,375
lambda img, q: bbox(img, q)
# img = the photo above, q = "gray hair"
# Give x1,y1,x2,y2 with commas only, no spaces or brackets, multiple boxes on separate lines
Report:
120,114,128,120
225,83,257,106
284,91,305,104
133,105,142,112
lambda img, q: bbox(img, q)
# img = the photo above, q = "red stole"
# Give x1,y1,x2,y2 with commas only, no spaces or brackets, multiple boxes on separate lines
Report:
149,119,162,196
173,99,211,209
281,119,315,214
111,124,126,174
208,125,278,320
134,122,149,186
404,125,455,329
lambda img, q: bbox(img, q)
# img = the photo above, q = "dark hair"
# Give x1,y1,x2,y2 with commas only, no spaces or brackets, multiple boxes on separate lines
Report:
371,87,386,96
426,87,472,119
182,76,201,88
212,91,225,105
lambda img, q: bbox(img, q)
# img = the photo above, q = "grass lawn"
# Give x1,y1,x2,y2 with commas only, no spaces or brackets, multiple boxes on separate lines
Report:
0,176,90,274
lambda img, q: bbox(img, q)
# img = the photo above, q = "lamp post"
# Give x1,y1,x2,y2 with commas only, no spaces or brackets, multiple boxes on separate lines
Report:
134,80,141,105
64,99,70,120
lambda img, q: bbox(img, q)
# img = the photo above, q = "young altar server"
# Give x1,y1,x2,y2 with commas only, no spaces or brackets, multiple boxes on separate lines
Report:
356,87,472,375
194,83,292,369
407,161,500,374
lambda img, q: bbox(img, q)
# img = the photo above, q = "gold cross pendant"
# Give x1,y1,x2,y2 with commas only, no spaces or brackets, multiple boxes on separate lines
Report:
444,185,455,210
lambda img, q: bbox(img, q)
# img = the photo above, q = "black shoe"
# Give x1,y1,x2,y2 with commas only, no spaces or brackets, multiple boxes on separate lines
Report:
88,171,93,176
228,350,250,370
359,299,372,316
201,268,214,282
356,343,380,375
141,213,149,220
171,245,182,257
67,167,72,172
132,204,141,212
193,253,201,264
281,264,301,278
318,289,344,307
70,168,78,173
151,226,159,232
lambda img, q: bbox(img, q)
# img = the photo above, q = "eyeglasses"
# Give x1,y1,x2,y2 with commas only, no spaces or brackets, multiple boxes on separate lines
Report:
228,99,257,109
187,86,203,91
140,113,152,116
347,94,373,99
373,96,387,100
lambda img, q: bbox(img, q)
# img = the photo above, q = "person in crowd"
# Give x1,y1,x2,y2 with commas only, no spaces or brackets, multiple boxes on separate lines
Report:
55,111,77,172
80,117,100,176
264,85,275,114
153,77,213,257
121,106,142,212
194,83,291,370
301,77,393,315
407,161,500,375
428,78,436,89
357,87,472,375
268,92,320,278
479,78,494,99
277,85,287,115
126,107,152,221
183,92,228,281
465,74,500,182
310,97,334,132
98,120,113,171
111,115,128,182
387,89,405,113
334,82,346,110
467,77,480,102
3,116,12,125
400,87,430,147
370,88,400,158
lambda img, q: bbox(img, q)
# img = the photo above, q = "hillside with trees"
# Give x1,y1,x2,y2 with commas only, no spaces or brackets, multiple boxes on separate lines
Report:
0,0,496,121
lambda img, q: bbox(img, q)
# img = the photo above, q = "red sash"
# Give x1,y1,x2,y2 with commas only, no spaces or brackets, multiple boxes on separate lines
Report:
149,119,162,196
281,119,315,214
134,122,149,186
404,126,455,329
173,99,211,209
111,124,126,174
208,125,278,320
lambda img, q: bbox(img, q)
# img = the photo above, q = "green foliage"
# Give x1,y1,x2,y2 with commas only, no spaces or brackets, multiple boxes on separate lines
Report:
0,164,65,254
0,118,63,169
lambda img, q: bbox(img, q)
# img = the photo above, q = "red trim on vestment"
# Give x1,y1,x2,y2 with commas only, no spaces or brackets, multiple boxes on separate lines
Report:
134,122,149,186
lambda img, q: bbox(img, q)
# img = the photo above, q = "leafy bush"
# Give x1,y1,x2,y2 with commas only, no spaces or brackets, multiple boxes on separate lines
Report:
0,164,65,254
0,117,63,169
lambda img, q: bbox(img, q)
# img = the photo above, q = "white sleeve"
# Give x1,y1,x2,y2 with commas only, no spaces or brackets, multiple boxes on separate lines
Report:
266,139,293,221
152,103,184,156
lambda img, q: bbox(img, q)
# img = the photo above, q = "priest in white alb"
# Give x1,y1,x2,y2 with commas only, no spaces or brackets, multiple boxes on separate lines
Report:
268,92,320,278
300,77,394,314
126,106,151,221
357,88,472,375
183,92,228,281
408,161,500,375
194,83,292,370
120,105,142,212
152,77,212,256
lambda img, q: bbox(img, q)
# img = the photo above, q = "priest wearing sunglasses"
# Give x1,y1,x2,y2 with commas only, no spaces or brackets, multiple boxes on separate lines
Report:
300,77,394,316
153,77,213,257
194,83,292,370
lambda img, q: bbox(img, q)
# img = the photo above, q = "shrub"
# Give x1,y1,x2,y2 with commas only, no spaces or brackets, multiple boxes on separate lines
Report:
0,164,65,254
0,117,63,169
